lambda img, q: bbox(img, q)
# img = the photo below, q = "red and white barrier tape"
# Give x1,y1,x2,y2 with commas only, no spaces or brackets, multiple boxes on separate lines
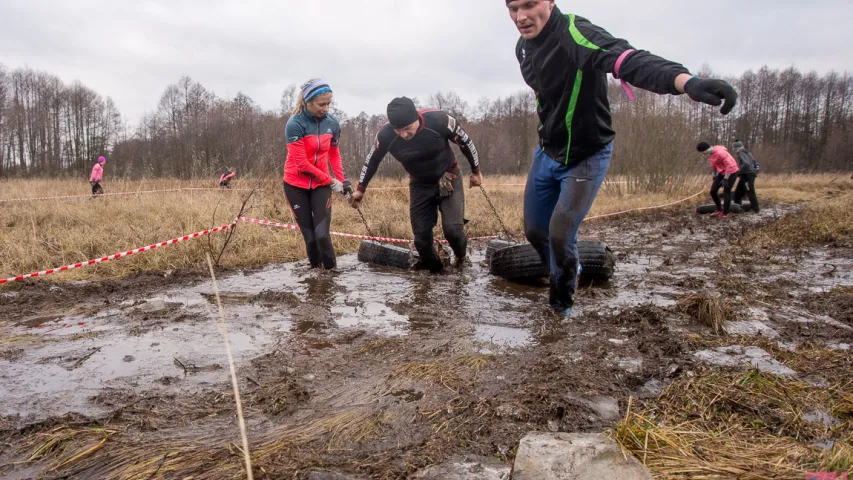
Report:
0,187,258,204
238,217,413,244
237,217,498,244
0,222,236,284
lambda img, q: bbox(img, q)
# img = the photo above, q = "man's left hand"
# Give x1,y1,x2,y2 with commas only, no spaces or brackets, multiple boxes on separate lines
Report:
684,77,738,115
469,171,483,189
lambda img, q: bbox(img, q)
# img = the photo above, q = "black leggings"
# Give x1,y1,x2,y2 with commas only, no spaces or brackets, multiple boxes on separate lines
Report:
283,182,335,269
710,174,733,214
733,173,759,212
409,173,466,272
91,182,104,196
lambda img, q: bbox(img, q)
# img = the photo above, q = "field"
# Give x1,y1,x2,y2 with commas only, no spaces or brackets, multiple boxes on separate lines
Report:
1,174,852,479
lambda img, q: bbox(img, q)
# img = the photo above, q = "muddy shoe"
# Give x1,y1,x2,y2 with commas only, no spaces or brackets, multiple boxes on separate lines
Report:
413,258,444,273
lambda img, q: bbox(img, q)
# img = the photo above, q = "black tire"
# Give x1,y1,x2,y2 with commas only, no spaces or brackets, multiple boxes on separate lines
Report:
489,243,548,280
485,239,517,264
488,240,615,281
578,240,615,281
357,240,416,269
696,203,745,214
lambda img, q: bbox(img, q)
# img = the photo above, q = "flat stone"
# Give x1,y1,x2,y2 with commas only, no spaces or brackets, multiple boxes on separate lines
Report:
513,432,652,480
413,455,510,480
694,346,797,377
726,320,779,339
608,338,626,346
565,393,620,421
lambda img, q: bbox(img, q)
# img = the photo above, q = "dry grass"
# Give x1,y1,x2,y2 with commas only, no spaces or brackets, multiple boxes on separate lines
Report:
746,191,853,248
612,370,853,479
677,292,735,335
0,174,849,282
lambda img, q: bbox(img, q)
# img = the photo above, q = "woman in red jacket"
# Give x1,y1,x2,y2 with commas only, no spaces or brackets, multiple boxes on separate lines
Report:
697,141,740,218
284,79,353,269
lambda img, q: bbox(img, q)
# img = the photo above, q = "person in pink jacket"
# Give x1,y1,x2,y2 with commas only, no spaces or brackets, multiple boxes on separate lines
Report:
219,167,236,189
89,156,106,196
696,142,739,218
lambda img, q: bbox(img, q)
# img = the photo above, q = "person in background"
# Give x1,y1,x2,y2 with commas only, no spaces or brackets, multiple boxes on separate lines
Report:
350,97,482,272
505,0,738,316
696,142,739,218
732,140,760,213
90,156,105,196
219,167,236,189
283,78,353,270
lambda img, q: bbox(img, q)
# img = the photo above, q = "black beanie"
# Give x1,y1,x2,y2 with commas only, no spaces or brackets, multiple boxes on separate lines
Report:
387,97,419,129
696,141,711,152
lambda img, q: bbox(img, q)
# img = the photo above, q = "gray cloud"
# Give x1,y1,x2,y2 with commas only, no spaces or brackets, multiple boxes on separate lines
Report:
2,0,850,123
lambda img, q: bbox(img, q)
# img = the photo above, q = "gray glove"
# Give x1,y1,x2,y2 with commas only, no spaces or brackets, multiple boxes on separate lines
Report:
329,179,344,194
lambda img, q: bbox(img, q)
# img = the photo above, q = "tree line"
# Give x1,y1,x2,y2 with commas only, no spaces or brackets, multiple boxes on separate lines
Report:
0,63,851,183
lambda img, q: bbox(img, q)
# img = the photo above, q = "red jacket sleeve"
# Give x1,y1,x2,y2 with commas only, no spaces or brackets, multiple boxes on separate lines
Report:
287,138,332,184
328,145,346,183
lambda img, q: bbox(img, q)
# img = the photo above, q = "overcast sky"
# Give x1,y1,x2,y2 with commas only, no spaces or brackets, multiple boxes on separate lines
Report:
2,0,850,124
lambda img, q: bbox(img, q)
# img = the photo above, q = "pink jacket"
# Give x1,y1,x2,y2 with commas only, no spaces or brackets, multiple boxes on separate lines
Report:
220,171,235,183
89,163,103,182
709,146,740,175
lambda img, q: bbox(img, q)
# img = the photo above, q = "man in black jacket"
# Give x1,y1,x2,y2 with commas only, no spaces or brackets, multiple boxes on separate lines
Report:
507,0,738,316
351,97,483,273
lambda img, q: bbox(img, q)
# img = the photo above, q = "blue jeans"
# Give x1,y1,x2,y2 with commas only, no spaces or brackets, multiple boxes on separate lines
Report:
523,142,612,310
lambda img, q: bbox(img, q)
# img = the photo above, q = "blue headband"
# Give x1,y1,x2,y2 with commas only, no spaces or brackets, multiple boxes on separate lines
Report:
302,79,332,102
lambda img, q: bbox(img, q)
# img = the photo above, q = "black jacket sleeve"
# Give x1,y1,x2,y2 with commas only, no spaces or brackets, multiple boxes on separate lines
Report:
357,128,393,192
440,112,480,174
572,15,690,95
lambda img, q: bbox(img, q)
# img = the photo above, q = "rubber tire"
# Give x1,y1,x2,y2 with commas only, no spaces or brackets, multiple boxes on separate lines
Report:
485,239,517,264
489,243,548,280
696,203,747,214
577,240,615,280
357,240,416,269
489,240,615,281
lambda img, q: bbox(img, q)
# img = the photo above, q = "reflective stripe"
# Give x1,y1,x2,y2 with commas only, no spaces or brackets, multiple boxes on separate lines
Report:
568,14,605,51
564,70,584,165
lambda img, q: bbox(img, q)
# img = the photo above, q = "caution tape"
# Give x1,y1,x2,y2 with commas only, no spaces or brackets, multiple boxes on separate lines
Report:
0,222,236,284
238,217,413,244
0,187,258,204
238,217,498,244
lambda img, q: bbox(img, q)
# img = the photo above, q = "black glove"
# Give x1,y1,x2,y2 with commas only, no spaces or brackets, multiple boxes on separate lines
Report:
342,180,353,195
684,77,738,115
722,175,732,188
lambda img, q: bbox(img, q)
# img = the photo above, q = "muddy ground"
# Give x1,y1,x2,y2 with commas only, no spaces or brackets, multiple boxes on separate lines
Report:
1,201,851,479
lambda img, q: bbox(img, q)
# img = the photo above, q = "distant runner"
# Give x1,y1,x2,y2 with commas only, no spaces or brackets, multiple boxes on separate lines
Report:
219,167,236,189
89,156,106,196
697,142,740,218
